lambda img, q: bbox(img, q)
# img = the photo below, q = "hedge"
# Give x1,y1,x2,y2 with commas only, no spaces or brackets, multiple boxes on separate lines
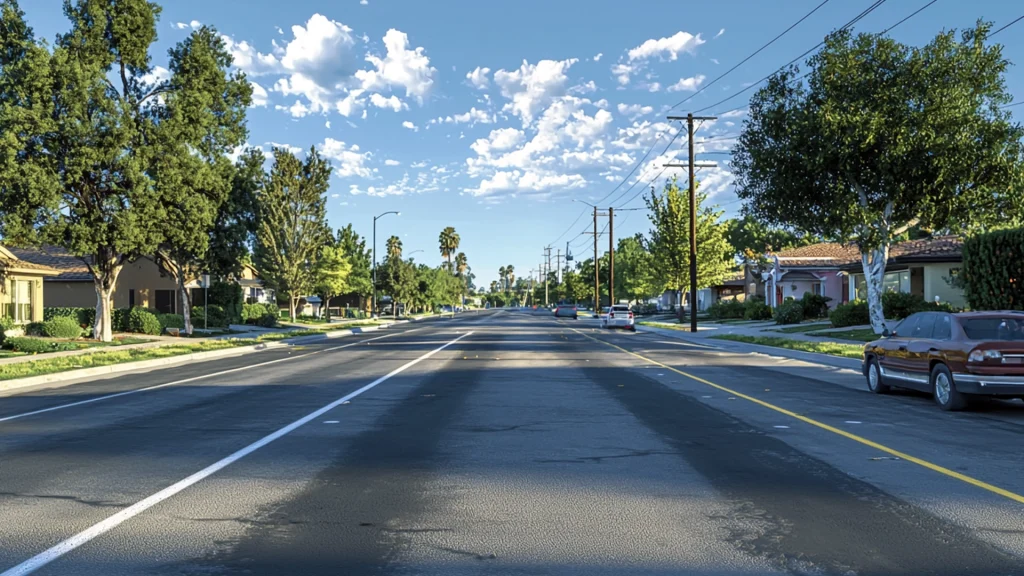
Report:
773,300,805,325
962,228,1024,310
830,300,870,328
158,313,185,331
42,316,83,339
193,304,229,328
43,307,95,328
128,307,162,335
208,281,243,324
2,336,79,353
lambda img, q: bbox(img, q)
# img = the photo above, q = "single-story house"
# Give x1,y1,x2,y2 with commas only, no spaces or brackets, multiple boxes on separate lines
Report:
0,245,59,324
748,236,966,309
7,245,272,314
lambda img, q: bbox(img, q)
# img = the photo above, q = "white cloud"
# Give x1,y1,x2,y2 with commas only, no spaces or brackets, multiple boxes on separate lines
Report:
617,103,653,120
141,66,170,86
433,107,494,126
410,161,428,168
384,159,401,166
490,127,525,150
276,99,311,118
221,36,281,76
276,26,284,35
667,74,706,92
250,81,269,106
360,0,368,4
466,66,491,89
711,58,719,65
494,58,578,127
369,92,405,111
648,82,661,92
612,119,675,151
571,80,597,94
714,28,725,39
320,138,372,178
627,31,704,61
611,63,633,86
402,120,418,131
720,108,747,118
594,98,609,109
325,120,331,128
267,141,303,156
355,29,436,102
174,20,201,30
593,52,603,62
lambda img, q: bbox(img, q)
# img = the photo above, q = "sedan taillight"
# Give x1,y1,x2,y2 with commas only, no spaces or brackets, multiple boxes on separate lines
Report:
969,349,1003,362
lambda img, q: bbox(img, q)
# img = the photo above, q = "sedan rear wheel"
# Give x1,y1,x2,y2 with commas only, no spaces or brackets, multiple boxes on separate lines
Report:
931,363,969,411
865,358,890,394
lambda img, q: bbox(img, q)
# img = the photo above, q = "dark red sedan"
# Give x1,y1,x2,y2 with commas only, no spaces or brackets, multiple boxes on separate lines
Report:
862,311,1024,411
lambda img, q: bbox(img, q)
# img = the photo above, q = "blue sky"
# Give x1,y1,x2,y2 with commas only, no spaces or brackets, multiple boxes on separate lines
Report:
21,1,1024,288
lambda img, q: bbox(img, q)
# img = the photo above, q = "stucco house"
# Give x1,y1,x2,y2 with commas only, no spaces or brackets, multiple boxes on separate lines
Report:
750,236,966,309
0,245,59,324
7,245,272,313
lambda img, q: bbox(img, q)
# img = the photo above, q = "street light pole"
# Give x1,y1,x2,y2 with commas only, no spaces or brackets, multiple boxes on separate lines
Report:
372,211,400,318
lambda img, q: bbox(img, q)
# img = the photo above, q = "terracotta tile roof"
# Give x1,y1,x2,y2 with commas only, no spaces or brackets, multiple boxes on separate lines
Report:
4,245,93,281
889,235,962,261
0,257,59,274
774,243,860,265
774,236,963,269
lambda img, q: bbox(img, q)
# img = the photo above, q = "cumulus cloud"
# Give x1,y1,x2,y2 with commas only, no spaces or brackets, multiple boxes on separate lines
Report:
648,82,661,92
174,20,201,30
355,29,436,102
384,159,401,166
466,66,491,89
369,92,405,111
627,31,704,61
667,74,706,92
360,0,368,4
410,161,428,168
494,58,578,127
402,120,418,131
320,138,372,178
267,141,304,155
617,103,653,120
593,52,603,62
250,81,269,106
611,63,633,86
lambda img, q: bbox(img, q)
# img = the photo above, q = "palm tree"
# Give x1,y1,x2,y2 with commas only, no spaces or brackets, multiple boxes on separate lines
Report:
438,227,460,273
455,252,468,308
490,280,499,293
506,265,515,296
386,235,402,260
498,266,507,292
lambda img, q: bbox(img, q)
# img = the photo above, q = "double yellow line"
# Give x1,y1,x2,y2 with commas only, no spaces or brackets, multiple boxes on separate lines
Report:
573,328,1024,505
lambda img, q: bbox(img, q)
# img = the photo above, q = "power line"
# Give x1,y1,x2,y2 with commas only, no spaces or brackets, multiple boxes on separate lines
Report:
691,0,890,116
548,209,586,246
879,0,937,34
606,127,686,207
670,0,832,111
1003,101,1024,108
991,14,1024,37
591,121,681,207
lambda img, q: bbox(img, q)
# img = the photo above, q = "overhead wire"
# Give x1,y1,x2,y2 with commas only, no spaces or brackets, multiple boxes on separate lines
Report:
991,14,1024,37
670,0,833,111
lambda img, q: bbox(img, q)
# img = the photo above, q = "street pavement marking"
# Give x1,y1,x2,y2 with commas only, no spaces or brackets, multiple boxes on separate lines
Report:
0,328,423,425
574,328,1024,506
0,331,473,576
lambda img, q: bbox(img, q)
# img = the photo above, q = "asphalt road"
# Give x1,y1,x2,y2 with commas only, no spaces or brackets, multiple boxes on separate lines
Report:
1,310,1024,575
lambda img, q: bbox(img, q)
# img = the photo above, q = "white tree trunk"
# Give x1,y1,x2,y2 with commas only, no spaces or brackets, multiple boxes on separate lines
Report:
180,282,192,335
289,297,297,322
861,244,889,334
92,262,122,342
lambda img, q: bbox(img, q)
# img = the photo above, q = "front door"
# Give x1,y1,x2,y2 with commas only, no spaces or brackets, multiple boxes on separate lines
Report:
902,313,938,390
878,313,922,388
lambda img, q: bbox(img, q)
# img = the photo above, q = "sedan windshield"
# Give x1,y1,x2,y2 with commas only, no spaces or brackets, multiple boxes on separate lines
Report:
961,317,1024,341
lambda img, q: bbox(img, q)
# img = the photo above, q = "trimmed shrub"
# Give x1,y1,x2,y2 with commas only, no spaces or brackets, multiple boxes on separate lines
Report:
962,227,1024,310
708,298,746,320
158,314,185,331
881,291,924,320
0,315,13,345
193,304,228,328
830,299,870,328
43,306,95,328
127,307,162,335
743,300,773,321
257,312,278,327
42,316,83,339
3,336,79,353
24,321,46,336
773,300,805,325
208,281,243,323
799,293,832,319
112,308,131,332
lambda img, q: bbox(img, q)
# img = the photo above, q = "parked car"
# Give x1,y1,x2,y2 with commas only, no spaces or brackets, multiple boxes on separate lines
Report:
554,304,578,319
862,311,1024,411
601,304,635,331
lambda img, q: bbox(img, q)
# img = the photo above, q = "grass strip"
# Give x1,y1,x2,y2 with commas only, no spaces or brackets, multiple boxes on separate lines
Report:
709,334,864,359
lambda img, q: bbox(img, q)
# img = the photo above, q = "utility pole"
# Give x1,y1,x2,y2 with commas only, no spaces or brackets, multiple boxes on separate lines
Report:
593,206,599,311
555,249,564,284
543,246,552,306
608,207,614,306
666,113,717,332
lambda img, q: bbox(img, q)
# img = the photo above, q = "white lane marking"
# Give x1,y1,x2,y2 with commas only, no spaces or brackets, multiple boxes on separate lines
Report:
323,420,339,424
0,328,421,425
773,425,790,429
845,420,863,424
0,331,472,576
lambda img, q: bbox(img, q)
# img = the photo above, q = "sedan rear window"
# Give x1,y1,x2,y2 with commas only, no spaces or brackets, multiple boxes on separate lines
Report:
611,305,630,312
961,317,1024,341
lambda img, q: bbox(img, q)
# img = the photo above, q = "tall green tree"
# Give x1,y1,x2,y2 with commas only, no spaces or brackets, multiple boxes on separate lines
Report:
312,243,352,321
438,226,459,272
615,234,659,306
733,25,1024,332
498,266,507,292
646,177,732,320
0,0,252,340
253,147,331,322
336,224,373,312
455,252,468,307
206,148,263,279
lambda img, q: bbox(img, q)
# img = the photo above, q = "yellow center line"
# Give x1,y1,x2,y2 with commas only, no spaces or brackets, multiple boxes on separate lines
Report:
572,328,1024,506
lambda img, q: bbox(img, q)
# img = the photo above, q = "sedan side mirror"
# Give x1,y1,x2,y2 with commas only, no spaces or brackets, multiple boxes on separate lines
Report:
882,328,891,338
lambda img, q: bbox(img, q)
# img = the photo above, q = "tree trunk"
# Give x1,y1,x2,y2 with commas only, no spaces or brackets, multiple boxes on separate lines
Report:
289,297,297,322
91,258,123,342
677,288,685,323
178,276,193,335
862,245,889,334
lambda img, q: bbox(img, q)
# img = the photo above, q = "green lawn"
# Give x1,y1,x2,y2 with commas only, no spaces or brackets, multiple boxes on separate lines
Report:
709,334,865,359
0,338,259,381
766,322,834,334
810,328,881,342
638,321,687,331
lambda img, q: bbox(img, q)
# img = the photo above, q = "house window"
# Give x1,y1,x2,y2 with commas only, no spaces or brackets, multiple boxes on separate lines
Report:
3,279,34,323
811,282,823,296
155,290,176,314
128,289,135,309
853,270,911,300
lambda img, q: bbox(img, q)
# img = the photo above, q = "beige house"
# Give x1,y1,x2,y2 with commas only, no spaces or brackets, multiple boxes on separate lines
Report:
0,245,59,324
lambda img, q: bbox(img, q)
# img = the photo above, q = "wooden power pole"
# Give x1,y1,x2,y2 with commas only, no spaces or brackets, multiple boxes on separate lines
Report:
666,112,717,333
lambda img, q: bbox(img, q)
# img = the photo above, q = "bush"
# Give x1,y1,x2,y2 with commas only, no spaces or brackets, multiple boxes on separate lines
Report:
830,299,871,328
962,227,1024,310
2,336,79,353
44,307,95,328
773,300,805,325
799,292,832,319
708,298,746,320
193,304,228,328
743,300,773,321
127,307,162,335
42,316,83,339
158,313,185,331
208,281,243,324
0,315,13,345
23,321,46,336
257,312,278,327
112,308,130,332
881,291,924,320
